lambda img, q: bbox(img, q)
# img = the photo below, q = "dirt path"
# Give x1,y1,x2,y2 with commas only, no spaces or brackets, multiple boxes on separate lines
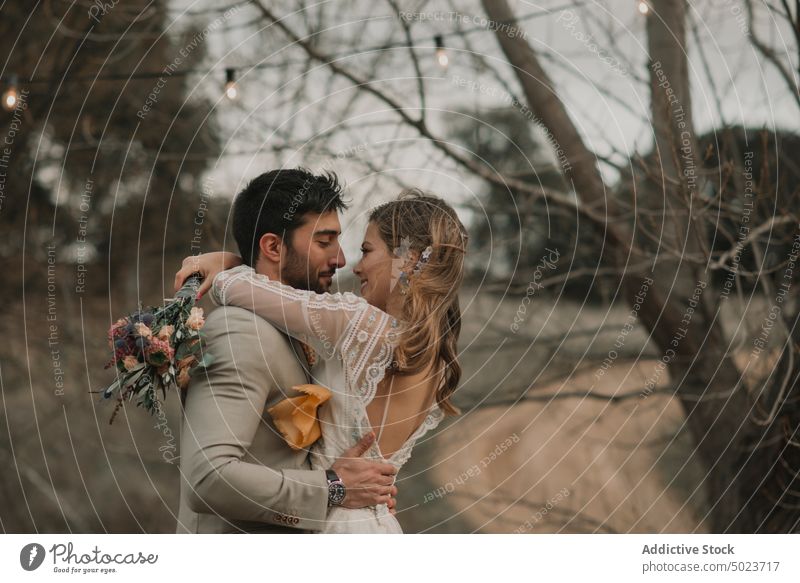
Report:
399,357,712,533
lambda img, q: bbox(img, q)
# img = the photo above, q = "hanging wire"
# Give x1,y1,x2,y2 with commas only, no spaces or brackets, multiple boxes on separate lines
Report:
0,1,585,86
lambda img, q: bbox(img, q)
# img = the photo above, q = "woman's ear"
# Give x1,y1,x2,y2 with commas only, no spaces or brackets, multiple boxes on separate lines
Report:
258,232,284,263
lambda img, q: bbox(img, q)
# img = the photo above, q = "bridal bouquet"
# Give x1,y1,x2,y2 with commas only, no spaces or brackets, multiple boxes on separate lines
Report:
100,275,210,424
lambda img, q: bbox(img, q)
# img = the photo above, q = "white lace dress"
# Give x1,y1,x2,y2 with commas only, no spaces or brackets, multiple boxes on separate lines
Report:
211,265,444,533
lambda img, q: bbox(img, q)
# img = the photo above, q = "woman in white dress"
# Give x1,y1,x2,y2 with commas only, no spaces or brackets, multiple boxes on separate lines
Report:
178,189,468,533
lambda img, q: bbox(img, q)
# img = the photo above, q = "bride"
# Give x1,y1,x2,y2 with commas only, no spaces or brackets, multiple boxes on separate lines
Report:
175,189,468,533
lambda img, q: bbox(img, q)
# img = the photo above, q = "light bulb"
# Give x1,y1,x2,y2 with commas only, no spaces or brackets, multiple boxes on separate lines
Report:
2,88,18,111
434,35,448,70
224,68,238,101
2,75,19,112
638,1,650,14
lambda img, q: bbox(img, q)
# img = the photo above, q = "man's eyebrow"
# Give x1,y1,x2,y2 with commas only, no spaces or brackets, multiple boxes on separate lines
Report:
313,229,340,237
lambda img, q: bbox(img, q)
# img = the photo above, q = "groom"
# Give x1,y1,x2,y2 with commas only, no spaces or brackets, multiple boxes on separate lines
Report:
176,168,398,533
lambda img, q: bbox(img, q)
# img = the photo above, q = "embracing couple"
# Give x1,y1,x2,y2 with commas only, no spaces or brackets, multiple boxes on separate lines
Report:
174,168,468,534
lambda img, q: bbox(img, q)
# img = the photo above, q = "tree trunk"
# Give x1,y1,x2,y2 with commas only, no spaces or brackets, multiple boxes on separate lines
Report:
483,0,755,531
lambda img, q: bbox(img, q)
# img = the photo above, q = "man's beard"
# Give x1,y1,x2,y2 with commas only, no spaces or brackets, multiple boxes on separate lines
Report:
281,247,332,293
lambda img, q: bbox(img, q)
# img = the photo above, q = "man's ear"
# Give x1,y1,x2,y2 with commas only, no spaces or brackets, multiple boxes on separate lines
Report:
258,233,284,263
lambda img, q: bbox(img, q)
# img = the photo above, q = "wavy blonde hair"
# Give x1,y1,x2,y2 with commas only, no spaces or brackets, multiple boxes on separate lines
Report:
369,189,468,415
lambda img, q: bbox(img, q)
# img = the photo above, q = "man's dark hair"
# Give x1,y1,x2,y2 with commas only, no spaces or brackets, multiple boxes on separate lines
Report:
232,168,348,266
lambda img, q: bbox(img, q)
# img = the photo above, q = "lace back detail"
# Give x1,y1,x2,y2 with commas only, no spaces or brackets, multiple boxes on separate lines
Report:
356,403,445,469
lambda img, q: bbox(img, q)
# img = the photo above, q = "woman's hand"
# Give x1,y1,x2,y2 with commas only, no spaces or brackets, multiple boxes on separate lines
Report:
174,252,243,299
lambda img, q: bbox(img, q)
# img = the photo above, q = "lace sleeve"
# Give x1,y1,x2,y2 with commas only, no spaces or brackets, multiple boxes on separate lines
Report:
211,265,400,403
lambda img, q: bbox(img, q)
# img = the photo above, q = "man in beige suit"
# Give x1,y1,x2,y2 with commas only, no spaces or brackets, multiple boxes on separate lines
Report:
176,169,398,533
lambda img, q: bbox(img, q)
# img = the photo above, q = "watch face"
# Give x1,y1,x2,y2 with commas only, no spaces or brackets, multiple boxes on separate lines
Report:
329,481,346,506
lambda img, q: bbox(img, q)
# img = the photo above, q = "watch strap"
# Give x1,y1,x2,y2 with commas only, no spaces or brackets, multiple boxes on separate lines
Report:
325,469,340,484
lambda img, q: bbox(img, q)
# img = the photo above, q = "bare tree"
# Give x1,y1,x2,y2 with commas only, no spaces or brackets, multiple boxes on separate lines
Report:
247,0,799,532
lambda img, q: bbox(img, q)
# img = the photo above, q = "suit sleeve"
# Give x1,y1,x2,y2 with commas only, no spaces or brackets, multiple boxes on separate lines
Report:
180,308,328,531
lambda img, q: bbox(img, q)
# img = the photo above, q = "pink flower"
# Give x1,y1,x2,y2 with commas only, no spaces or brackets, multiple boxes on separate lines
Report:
156,325,174,341
177,355,197,370
134,322,153,338
144,337,174,366
175,354,197,389
108,317,129,348
186,307,205,330
177,366,192,389
123,355,140,371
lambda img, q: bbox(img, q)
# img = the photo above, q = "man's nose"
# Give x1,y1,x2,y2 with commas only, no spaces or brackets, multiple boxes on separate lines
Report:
332,246,346,269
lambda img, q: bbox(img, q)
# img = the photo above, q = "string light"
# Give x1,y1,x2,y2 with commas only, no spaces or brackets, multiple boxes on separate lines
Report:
2,74,19,111
434,35,449,69
1,5,574,108
637,1,650,15
224,67,238,100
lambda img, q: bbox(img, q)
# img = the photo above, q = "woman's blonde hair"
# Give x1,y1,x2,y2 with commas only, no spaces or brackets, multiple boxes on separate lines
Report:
368,189,468,415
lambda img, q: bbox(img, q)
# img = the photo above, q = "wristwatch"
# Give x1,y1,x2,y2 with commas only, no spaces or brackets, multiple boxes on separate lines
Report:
326,469,346,506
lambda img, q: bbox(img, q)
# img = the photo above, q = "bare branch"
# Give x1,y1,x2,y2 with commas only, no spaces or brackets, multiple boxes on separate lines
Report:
746,1,800,111
249,0,612,230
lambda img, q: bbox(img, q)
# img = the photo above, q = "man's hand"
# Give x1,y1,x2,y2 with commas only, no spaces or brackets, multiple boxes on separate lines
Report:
331,432,398,509
173,251,242,299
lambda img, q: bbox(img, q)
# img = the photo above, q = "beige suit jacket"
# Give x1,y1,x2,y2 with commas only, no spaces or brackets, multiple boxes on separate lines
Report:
176,306,328,533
